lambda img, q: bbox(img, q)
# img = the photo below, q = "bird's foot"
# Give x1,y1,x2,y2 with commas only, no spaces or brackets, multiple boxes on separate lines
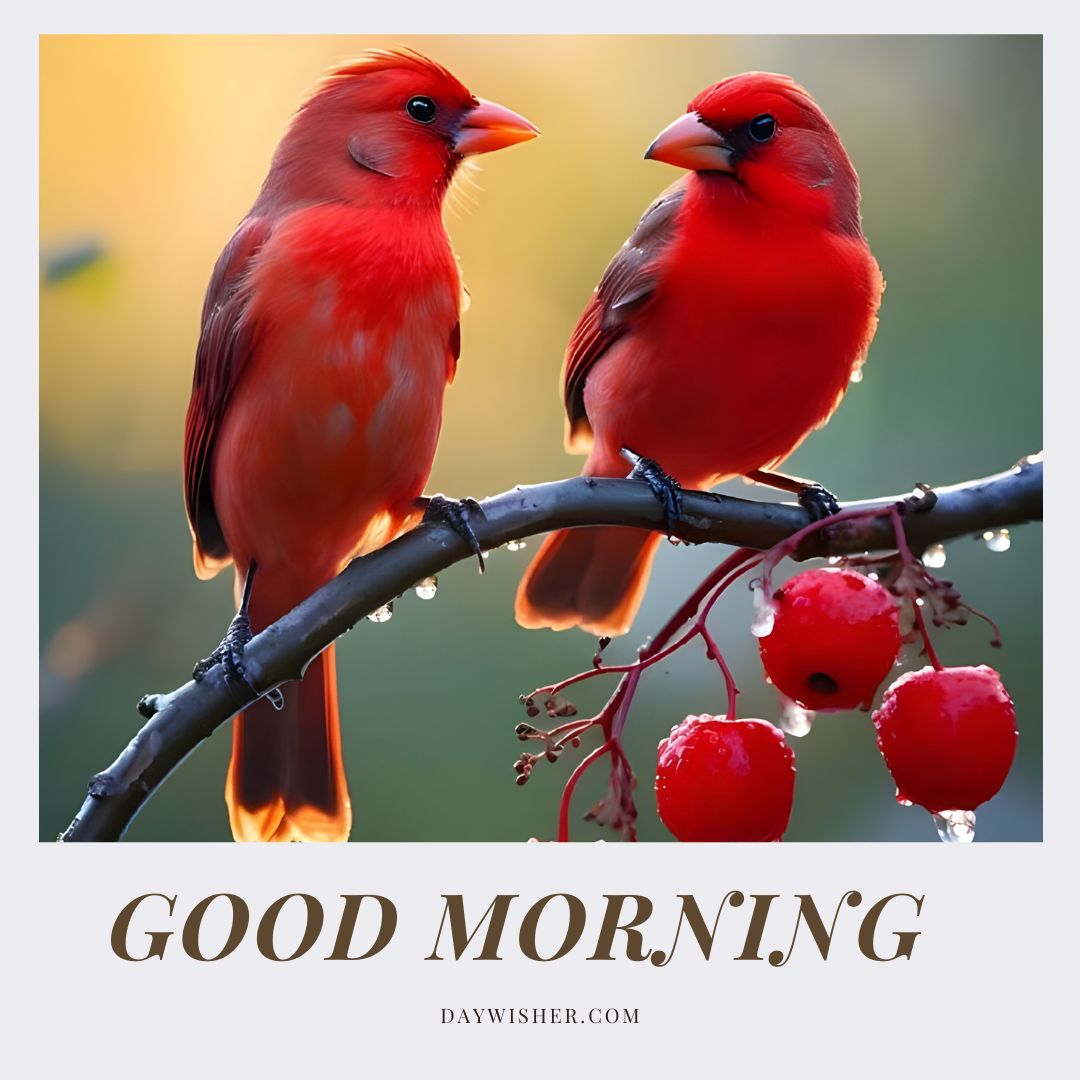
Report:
622,448,683,535
420,494,487,573
192,561,283,709
193,608,253,684
797,482,841,521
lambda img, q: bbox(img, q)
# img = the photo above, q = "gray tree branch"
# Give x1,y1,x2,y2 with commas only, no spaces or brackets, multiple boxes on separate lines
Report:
59,455,1042,842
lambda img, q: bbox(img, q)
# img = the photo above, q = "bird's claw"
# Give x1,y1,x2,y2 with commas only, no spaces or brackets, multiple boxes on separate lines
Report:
191,616,286,709
797,482,841,521
190,560,285,709
422,494,487,573
192,609,253,683
623,448,683,535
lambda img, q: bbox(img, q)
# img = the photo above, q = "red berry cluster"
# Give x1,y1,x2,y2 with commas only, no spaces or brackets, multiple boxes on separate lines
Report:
654,564,1016,843
518,501,1021,844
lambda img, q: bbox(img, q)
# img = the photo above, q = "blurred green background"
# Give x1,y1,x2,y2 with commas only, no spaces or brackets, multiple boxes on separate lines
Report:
39,35,1042,842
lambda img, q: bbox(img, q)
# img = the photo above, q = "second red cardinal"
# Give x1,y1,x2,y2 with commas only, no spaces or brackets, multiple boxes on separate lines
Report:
516,72,884,637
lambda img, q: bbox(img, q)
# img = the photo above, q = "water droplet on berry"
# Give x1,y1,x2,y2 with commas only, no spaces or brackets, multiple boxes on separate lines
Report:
750,582,776,638
367,602,394,624
933,809,976,843
982,528,1011,553
506,539,527,552
923,543,947,569
849,368,863,384
896,793,913,807
414,576,438,600
778,698,814,737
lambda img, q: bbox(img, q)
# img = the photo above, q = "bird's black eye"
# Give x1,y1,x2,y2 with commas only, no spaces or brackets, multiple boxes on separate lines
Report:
406,96,437,124
748,113,776,142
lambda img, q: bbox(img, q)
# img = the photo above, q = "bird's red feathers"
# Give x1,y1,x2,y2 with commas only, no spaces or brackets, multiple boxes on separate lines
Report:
518,72,883,637
184,50,476,582
562,179,687,452
183,49,526,841
184,216,270,578
252,50,478,213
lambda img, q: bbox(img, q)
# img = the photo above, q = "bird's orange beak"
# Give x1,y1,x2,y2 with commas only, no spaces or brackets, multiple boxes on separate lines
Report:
645,111,735,173
454,98,540,156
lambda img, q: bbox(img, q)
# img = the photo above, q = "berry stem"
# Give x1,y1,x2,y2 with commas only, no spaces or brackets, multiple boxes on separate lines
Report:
701,626,739,721
760,504,895,589
557,739,612,842
958,599,1004,649
523,548,759,708
698,555,762,623
888,502,948,669
547,718,596,741
887,504,918,565
527,548,762,841
530,625,701,701
648,547,760,648
609,666,642,741
911,596,945,671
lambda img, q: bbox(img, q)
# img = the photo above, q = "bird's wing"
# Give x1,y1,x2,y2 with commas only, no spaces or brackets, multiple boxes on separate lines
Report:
183,215,271,577
562,177,688,450
448,320,461,383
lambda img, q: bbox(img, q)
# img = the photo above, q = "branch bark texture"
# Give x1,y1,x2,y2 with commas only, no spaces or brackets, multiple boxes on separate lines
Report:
59,456,1043,842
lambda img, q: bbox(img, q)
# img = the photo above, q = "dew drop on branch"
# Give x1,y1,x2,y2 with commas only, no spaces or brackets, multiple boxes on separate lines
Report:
750,582,776,638
933,808,976,843
923,543,947,569
414,576,438,600
506,539,527,552
779,698,814,737
982,528,1011,553
367,602,394,624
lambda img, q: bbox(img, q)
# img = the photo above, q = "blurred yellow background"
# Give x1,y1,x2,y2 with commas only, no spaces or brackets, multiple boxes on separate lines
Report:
40,35,1042,841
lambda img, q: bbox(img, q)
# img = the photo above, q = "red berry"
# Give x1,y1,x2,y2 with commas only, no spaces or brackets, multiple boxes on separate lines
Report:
655,716,795,842
758,568,901,710
872,666,1017,813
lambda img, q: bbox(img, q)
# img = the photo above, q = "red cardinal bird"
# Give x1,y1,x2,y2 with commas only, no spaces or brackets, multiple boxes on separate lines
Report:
516,72,883,637
184,51,537,842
